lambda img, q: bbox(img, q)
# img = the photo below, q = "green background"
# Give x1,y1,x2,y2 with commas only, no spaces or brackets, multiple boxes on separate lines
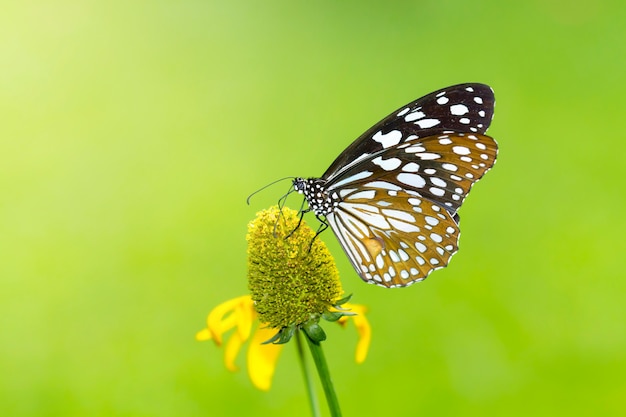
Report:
2,1,625,416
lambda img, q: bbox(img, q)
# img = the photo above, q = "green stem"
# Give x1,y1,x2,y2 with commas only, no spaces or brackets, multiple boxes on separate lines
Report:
304,332,342,417
296,331,321,417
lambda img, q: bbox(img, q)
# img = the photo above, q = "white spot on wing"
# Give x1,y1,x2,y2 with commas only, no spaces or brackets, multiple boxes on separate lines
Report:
425,216,439,226
405,145,426,153
397,173,426,188
388,265,396,277
415,118,440,129
402,162,420,172
452,146,471,155
430,232,443,243
405,110,426,122
431,177,447,187
450,104,469,115
415,242,427,253
372,130,402,148
372,156,402,171
397,107,410,117
408,197,422,206
417,152,441,160
376,254,384,269
429,187,445,196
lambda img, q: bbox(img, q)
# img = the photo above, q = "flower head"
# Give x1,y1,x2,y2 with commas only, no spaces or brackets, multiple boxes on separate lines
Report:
247,206,343,331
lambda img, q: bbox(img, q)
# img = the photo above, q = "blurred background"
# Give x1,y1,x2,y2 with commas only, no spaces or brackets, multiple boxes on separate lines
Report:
1,0,625,416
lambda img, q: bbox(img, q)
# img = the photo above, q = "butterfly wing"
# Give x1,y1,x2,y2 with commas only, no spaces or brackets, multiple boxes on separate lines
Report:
322,83,495,181
324,132,497,287
326,189,460,287
326,132,498,215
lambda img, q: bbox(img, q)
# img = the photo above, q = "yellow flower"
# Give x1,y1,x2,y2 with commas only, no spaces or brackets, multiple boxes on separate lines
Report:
197,206,373,390
196,294,370,391
246,206,343,330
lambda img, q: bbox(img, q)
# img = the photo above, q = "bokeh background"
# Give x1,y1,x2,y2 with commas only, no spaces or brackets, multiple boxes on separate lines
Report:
2,1,625,416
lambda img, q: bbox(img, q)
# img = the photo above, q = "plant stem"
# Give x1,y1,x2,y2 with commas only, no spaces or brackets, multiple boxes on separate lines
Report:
296,331,321,417
304,332,342,417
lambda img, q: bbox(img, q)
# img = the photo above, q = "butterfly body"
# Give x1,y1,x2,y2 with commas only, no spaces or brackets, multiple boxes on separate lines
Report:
293,83,498,288
292,178,337,216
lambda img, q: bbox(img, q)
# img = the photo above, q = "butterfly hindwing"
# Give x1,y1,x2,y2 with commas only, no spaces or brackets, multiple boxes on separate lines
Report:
326,190,460,287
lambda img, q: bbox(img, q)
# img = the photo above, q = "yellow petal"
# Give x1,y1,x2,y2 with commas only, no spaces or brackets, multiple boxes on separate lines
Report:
338,303,371,364
195,328,212,341
207,295,253,346
224,329,246,372
246,324,284,391
235,297,256,341
351,314,371,364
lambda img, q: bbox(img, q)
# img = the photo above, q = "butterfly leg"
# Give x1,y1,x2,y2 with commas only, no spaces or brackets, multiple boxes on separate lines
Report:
306,215,329,252
285,205,311,239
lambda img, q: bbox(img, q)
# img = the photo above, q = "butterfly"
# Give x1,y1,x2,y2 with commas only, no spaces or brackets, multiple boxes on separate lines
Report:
292,83,498,288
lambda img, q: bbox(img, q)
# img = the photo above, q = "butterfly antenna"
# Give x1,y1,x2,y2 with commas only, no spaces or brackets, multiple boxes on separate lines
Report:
246,176,295,205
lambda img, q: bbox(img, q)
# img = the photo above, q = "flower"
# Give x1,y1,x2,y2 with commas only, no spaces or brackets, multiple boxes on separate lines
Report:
196,206,371,390
246,206,343,332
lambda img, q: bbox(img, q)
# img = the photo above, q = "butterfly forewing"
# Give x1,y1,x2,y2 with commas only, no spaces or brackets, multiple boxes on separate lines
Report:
322,83,495,181
326,132,498,214
327,190,460,287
